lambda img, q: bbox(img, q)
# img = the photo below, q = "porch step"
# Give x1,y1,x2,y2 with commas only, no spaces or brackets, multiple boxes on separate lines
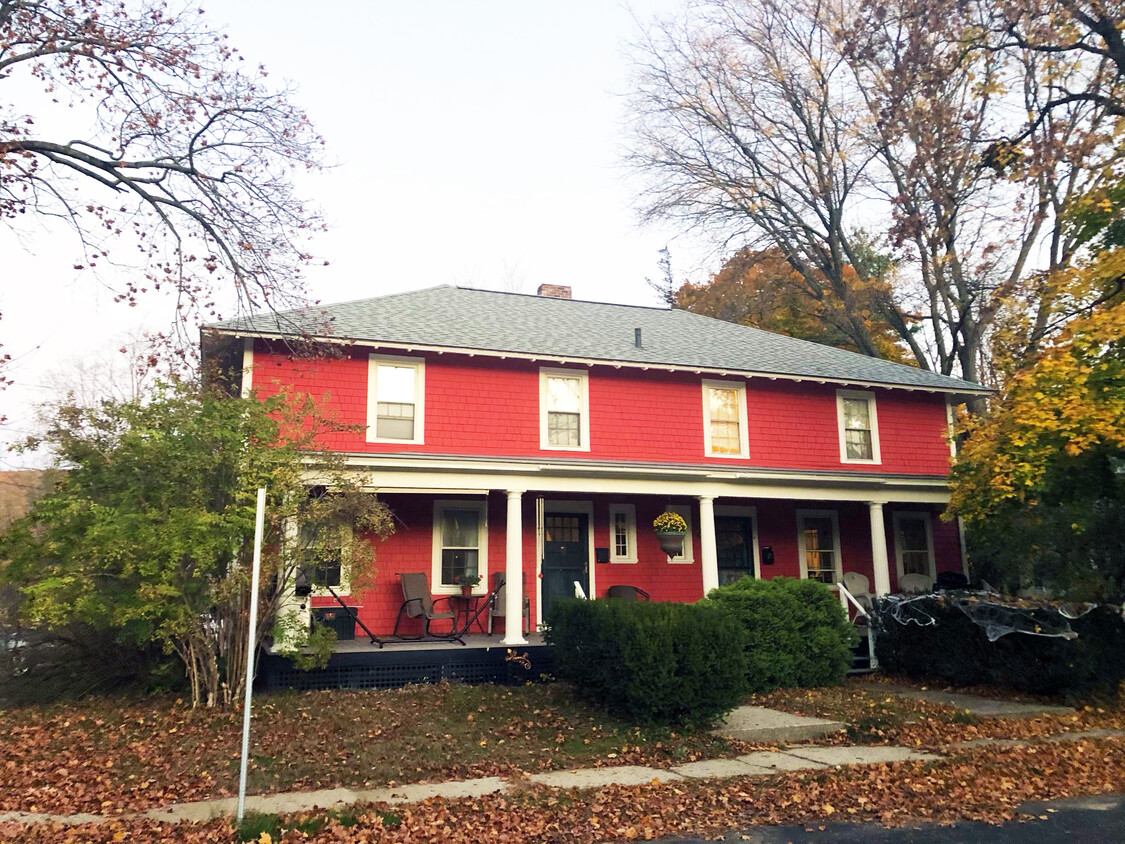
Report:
848,631,873,673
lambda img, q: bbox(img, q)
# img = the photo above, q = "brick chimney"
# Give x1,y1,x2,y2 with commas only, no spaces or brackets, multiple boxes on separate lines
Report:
537,284,572,299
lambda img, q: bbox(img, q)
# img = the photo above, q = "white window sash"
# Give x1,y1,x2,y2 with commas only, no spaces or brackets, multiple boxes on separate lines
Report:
367,354,425,445
701,380,749,458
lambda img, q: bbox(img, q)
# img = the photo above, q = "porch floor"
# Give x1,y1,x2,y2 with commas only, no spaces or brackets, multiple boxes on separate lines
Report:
328,632,546,654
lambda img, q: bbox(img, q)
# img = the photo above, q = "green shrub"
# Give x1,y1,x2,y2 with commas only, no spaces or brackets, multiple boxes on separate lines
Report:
544,598,748,727
702,577,857,692
873,594,1125,696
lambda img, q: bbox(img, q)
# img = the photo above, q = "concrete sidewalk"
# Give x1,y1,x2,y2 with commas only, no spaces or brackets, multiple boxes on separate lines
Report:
877,685,1074,719
143,743,939,824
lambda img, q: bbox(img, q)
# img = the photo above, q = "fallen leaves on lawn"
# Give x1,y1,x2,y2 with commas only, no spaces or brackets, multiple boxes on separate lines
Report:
3,735,1123,842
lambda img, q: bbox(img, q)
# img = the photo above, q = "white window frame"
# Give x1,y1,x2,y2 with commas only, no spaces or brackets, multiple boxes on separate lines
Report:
836,389,881,465
702,380,750,458
431,499,489,596
796,509,843,585
539,368,591,452
290,520,355,597
608,503,637,563
665,503,695,564
892,511,937,581
714,504,761,580
367,354,426,445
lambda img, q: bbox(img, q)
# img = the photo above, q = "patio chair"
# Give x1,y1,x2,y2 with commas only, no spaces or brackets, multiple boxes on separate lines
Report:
841,571,873,612
605,585,651,601
391,572,462,642
898,573,934,594
487,572,531,635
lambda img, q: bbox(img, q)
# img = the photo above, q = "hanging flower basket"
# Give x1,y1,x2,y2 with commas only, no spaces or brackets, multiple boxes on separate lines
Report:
653,511,688,556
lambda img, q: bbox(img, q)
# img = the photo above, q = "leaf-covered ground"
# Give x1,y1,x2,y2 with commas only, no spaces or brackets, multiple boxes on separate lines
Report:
3,735,1123,842
1,677,1123,842
0,682,741,816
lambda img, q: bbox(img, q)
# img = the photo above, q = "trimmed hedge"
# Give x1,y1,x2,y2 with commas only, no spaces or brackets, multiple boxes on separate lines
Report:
873,594,1125,696
702,577,858,692
544,598,748,727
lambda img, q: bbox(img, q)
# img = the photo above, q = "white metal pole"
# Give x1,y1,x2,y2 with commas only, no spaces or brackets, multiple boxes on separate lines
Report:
237,487,267,823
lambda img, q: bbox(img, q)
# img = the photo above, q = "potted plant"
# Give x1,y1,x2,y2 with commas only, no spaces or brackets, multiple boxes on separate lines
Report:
456,572,483,597
653,511,688,556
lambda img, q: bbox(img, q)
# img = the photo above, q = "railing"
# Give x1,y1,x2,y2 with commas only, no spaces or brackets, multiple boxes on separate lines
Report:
837,581,878,671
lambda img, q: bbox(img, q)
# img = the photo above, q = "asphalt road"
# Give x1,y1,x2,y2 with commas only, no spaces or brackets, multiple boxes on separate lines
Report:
662,794,1125,843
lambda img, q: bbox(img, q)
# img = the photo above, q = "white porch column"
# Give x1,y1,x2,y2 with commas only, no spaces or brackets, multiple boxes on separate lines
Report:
503,490,528,645
869,501,892,596
698,495,719,596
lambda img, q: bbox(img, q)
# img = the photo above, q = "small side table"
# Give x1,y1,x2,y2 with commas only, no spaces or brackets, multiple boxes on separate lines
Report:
452,594,485,633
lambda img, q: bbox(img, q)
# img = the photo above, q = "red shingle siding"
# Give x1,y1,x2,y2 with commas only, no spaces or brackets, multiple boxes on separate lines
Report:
250,343,953,475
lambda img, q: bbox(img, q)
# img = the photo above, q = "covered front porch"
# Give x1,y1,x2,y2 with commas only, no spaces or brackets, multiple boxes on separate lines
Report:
289,454,965,649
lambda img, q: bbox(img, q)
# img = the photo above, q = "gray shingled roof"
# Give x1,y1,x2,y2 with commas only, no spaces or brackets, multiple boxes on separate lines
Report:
208,285,989,395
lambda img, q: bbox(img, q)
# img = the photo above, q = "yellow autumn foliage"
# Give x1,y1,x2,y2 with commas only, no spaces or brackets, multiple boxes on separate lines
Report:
950,247,1125,521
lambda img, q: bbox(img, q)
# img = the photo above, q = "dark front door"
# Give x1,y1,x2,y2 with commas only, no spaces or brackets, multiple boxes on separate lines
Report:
716,516,756,585
542,513,589,619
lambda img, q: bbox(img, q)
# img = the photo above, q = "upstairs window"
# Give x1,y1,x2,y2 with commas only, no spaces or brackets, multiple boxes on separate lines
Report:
702,380,749,457
540,368,590,451
368,355,425,444
836,390,881,464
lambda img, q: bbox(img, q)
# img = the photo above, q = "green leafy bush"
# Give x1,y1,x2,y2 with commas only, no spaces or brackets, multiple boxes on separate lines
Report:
545,598,748,727
873,594,1125,696
702,577,857,692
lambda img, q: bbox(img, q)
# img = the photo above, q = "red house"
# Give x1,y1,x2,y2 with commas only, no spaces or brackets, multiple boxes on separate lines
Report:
203,284,988,651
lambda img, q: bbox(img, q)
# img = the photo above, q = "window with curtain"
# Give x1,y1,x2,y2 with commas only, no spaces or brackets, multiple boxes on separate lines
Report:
708,386,741,454
439,507,480,586
897,515,932,576
546,374,583,447
802,516,837,584
842,397,873,460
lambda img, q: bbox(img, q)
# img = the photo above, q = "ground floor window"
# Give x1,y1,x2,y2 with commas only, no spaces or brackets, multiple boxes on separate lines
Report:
297,522,349,593
608,503,636,563
797,510,841,584
432,501,487,590
893,512,935,579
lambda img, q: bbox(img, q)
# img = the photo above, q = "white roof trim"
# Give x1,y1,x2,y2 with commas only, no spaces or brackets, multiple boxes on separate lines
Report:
203,328,990,397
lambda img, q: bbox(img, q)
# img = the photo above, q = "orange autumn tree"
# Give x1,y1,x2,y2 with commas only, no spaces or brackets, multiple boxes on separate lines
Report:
676,247,913,364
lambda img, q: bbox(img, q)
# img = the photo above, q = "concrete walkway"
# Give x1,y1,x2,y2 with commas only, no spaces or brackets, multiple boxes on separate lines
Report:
877,685,1074,718
143,743,939,824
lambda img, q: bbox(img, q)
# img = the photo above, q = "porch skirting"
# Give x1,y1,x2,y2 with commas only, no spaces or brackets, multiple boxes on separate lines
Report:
257,636,552,692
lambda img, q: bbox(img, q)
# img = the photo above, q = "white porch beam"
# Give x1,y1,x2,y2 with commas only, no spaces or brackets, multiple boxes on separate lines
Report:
869,501,892,596
503,490,527,645
698,495,719,596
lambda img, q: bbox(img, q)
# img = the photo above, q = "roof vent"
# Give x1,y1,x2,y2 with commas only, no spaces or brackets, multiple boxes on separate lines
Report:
537,284,572,299
634,328,643,348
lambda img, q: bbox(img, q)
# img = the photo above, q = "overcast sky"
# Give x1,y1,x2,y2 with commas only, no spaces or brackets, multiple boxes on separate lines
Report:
1,0,718,465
